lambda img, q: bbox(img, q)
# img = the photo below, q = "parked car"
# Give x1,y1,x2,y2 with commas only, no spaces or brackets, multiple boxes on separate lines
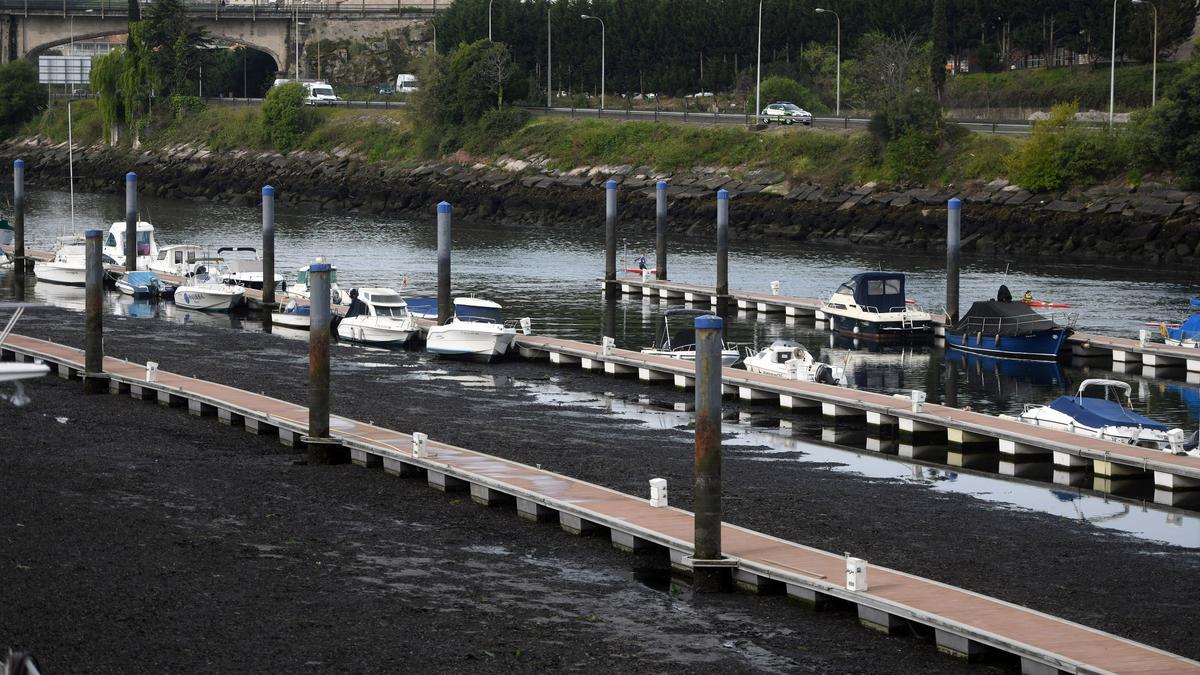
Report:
760,102,813,125
377,84,395,96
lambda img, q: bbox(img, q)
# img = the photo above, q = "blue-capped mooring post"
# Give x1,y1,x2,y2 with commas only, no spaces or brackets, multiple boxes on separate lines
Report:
83,229,107,393
715,189,730,314
437,201,452,326
947,197,961,324
692,313,729,592
262,186,276,330
656,180,668,281
604,179,618,295
307,261,334,463
12,159,26,273
124,172,138,272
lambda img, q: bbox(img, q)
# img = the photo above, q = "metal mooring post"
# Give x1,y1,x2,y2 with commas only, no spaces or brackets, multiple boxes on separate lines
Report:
437,201,452,326
691,313,731,591
946,197,961,324
305,261,340,464
124,172,138,272
261,185,276,331
715,188,730,315
12,159,26,273
604,179,618,297
83,229,107,394
655,180,668,281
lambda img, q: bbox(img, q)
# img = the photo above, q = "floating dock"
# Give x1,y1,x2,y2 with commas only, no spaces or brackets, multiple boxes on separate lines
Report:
3,332,1197,675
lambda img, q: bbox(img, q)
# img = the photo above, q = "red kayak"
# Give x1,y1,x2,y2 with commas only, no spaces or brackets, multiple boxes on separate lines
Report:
624,268,657,275
1025,300,1072,308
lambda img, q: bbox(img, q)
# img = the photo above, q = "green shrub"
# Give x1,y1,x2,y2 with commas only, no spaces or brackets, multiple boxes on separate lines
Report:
0,60,45,137
463,108,530,154
883,130,938,182
262,82,309,153
167,95,204,119
1006,102,1127,191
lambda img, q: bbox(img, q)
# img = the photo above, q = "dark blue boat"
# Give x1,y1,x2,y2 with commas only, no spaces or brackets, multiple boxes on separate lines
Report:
946,300,1071,361
1165,298,1200,347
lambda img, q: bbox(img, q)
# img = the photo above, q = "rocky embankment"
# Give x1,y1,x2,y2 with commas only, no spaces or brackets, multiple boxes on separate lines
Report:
3,136,1198,265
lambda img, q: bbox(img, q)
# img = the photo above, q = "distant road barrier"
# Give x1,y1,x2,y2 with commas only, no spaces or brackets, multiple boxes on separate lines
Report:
187,96,1035,136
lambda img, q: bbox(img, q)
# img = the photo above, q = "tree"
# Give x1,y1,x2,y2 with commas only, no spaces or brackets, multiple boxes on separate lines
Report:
143,0,208,97
930,0,947,96
1147,58,1200,186
0,61,45,137
758,76,825,112
262,82,309,153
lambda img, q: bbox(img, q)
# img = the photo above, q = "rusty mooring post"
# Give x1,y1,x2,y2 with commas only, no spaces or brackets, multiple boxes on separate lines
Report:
83,229,107,393
692,313,730,592
12,159,26,273
124,172,138,272
437,201,452,326
715,189,730,315
305,260,338,464
261,185,275,331
655,180,668,281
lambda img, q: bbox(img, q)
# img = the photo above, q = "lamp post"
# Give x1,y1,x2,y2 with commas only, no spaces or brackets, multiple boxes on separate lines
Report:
488,0,493,41
546,4,552,108
1108,0,1118,126
815,7,840,116
581,14,605,111
754,0,761,122
1132,0,1157,107
294,3,303,80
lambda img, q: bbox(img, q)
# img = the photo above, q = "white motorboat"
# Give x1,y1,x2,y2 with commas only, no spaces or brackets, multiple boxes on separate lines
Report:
0,306,50,406
286,264,349,306
337,288,420,346
818,272,934,341
425,298,524,362
148,244,205,278
173,264,245,312
102,220,158,270
641,308,740,367
34,236,90,286
216,246,286,292
742,340,844,385
1016,379,1198,455
272,299,314,329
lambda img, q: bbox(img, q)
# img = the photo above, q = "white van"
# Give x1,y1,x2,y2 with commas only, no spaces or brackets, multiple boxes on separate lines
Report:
395,73,419,94
303,81,339,105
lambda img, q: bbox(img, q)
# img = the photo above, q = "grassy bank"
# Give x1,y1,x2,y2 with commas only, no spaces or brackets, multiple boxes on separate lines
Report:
28,100,1160,191
945,63,1187,112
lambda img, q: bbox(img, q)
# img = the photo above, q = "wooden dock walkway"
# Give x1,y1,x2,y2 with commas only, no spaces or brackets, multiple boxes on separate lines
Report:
509,334,1200,494
2,332,1197,674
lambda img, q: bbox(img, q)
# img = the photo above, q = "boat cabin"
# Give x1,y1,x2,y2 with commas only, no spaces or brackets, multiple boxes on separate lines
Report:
759,340,809,364
154,245,203,272
104,221,157,260
347,288,410,319
829,272,908,312
453,298,503,323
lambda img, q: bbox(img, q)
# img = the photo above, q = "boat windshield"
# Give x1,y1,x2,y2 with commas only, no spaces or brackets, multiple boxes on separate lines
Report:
375,305,409,318
456,306,502,323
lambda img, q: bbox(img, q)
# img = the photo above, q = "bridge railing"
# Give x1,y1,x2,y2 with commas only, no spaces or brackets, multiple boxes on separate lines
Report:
0,0,443,16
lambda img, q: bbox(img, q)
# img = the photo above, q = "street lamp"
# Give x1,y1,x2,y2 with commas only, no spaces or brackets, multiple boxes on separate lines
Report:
1132,0,1158,107
546,4,552,108
294,3,304,80
488,0,493,41
581,14,605,111
815,7,840,117
1108,0,1117,126
754,0,761,122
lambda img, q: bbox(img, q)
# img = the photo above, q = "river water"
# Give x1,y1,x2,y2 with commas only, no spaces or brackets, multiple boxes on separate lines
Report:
5,187,1200,548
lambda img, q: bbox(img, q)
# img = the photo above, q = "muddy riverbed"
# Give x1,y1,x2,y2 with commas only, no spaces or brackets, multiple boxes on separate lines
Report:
3,308,1199,668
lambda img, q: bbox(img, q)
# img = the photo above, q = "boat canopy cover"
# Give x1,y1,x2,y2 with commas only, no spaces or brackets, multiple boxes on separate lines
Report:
454,298,503,323
836,272,907,311
1168,312,1200,341
655,308,718,350
123,271,159,287
952,301,1058,336
1191,298,1200,310
1047,396,1167,431
405,297,437,318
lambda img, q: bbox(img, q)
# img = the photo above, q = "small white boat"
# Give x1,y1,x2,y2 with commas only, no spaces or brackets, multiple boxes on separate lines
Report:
174,264,245,312
819,272,934,341
426,298,524,362
286,264,349,306
272,299,314,329
1,307,50,406
148,244,205,278
1017,379,1198,455
337,288,420,346
115,270,175,299
103,220,158,270
641,308,740,367
34,236,90,286
742,340,844,385
217,246,286,292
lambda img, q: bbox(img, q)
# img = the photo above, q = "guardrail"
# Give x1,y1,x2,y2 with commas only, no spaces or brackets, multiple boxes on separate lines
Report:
0,0,442,16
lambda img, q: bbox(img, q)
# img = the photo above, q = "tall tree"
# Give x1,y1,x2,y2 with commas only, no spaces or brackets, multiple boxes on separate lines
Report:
931,0,947,95
143,0,208,97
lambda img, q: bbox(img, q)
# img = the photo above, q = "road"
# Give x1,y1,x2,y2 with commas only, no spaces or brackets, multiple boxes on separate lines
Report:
185,96,1036,136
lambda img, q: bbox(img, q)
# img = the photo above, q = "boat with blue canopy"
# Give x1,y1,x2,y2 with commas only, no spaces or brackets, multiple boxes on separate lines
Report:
819,272,934,341
1164,298,1200,348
